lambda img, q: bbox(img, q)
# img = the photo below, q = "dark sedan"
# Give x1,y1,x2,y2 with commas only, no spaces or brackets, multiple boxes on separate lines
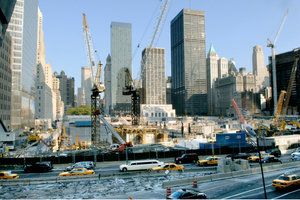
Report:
167,189,206,199
260,156,282,163
225,153,251,160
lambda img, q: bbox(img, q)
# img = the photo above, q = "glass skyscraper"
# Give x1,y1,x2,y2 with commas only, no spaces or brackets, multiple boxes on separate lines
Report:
107,22,132,116
7,0,38,129
171,9,207,116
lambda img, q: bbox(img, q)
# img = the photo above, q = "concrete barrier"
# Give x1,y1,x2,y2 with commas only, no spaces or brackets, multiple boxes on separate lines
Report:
211,173,231,181
232,169,251,178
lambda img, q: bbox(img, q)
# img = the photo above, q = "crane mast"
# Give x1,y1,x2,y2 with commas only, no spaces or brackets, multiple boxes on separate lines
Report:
267,8,289,116
83,13,105,146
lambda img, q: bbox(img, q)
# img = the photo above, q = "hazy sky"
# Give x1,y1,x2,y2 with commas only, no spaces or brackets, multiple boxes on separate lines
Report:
38,0,300,93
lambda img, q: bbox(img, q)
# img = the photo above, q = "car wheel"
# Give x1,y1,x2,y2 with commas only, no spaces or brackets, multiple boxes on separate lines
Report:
147,168,152,173
204,163,208,166
179,160,182,164
122,168,127,172
193,160,196,164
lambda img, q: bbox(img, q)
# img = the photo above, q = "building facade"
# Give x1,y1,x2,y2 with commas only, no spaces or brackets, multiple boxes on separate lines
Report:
141,47,166,105
268,48,300,115
166,76,172,104
171,9,207,116
7,0,38,129
52,71,64,120
56,70,75,111
252,45,269,92
0,32,12,129
106,22,132,116
0,0,16,47
104,54,111,115
77,66,92,107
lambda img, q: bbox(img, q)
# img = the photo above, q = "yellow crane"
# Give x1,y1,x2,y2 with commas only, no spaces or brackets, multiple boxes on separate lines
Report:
83,13,105,146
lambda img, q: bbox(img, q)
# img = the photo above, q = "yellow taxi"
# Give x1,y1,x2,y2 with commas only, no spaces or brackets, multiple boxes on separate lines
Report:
197,156,219,166
247,152,273,162
150,163,184,172
0,171,19,179
272,171,300,189
58,168,95,176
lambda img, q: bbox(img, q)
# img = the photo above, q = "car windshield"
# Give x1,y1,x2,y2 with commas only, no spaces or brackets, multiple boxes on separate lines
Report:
5,171,11,175
181,154,186,158
169,191,184,199
205,157,211,161
277,176,290,181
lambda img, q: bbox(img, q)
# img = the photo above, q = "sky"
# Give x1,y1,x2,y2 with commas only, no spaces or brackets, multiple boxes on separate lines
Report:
38,0,300,94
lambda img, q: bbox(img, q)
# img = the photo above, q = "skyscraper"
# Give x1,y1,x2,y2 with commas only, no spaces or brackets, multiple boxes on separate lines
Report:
108,22,132,116
56,70,75,111
0,0,16,47
207,42,219,115
141,47,166,104
7,0,38,129
252,45,269,92
171,9,207,116
80,66,92,106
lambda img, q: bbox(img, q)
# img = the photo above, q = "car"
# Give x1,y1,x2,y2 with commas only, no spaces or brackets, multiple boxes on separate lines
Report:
247,152,273,162
292,155,300,161
167,189,206,199
259,156,282,163
58,168,95,176
175,153,199,164
0,171,19,179
197,156,219,166
266,148,281,157
291,149,300,157
119,159,164,172
24,161,53,173
272,171,300,189
65,161,95,171
225,153,251,160
151,163,184,172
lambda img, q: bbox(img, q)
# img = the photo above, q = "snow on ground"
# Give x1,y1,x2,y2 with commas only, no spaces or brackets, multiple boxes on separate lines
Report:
0,171,215,199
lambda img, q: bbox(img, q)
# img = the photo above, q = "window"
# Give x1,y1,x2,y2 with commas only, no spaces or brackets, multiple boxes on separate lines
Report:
155,113,157,117
225,136,230,139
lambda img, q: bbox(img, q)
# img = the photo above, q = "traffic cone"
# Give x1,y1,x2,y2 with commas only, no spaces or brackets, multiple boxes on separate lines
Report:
193,178,198,188
128,195,133,199
166,187,171,196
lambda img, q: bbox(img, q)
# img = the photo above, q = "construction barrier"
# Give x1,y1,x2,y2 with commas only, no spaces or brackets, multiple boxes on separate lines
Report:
193,178,197,188
166,187,171,196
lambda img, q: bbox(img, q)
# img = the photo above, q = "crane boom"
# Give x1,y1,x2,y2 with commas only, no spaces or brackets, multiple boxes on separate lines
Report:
230,99,247,129
139,0,172,81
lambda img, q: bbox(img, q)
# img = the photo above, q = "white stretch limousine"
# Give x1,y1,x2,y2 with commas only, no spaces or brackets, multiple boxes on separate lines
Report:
119,159,164,172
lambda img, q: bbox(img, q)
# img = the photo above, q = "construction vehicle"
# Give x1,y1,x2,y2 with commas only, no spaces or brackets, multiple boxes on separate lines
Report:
83,13,105,146
123,68,140,125
267,8,289,115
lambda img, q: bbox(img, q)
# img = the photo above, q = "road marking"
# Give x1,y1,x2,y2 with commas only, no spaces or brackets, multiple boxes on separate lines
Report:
271,188,300,199
222,184,272,199
201,182,239,192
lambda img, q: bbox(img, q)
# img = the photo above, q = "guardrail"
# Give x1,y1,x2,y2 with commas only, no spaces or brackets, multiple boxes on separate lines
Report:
162,161,300,188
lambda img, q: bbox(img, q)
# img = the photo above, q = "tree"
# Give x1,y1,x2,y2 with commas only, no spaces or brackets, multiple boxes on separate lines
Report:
66,106,91,115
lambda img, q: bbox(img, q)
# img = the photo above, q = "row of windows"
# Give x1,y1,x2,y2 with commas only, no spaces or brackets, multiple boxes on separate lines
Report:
144,112,175,118
0,114,10,120
0,104,10,110
0,82,11,92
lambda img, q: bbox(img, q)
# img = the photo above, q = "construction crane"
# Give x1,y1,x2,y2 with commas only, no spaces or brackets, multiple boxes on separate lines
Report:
267,8,289,116
83,13,105,146
123,68,140,125
138,0,173,81
230,99,247,129
279,48,300,124
271,90,286,129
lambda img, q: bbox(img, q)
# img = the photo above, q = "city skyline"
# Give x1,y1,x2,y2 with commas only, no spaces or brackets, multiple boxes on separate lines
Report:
38,0,300,93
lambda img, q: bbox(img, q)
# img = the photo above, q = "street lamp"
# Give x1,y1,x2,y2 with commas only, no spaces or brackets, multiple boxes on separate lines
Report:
245,126,267,199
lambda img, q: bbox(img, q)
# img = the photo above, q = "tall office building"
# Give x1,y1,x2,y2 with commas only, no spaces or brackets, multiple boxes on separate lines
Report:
141,47,166,104
52,71,64,120
171,9,207,116
207,42,219,115
7,0,38,129
104,54,111,115
108,22,132,116
78,66,92,106
35,8,56,121
56,70,75,111
0,0,16,47
252,45,269,92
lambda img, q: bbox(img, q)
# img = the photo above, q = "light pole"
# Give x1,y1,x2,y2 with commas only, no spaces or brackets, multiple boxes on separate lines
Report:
246,126,267,199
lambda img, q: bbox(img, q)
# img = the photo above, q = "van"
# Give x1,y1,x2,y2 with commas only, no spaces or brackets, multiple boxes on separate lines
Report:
119,159,164,172
175,153,199,164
